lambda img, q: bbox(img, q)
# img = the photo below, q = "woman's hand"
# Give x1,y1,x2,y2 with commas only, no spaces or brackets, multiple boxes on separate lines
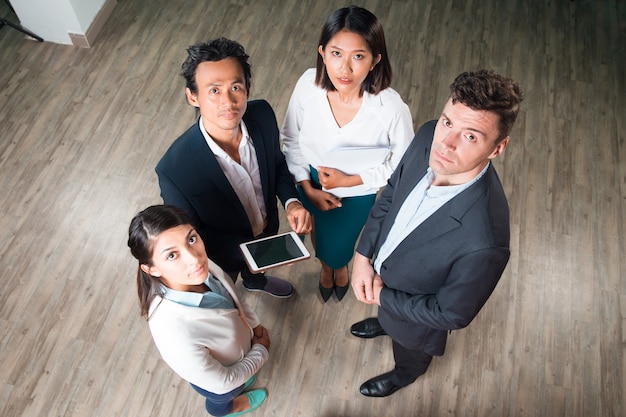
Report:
305,188,342,211
252,325,270,351
300,180,342,211
317,166,363,189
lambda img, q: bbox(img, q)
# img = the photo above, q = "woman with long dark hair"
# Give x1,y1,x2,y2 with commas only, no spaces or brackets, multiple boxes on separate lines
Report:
128,205,269,417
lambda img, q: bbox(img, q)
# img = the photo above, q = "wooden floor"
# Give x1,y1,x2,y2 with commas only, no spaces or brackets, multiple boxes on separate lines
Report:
1,0,624,416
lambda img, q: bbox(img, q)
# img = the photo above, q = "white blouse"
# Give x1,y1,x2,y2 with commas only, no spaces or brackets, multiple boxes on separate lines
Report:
281,68,414,198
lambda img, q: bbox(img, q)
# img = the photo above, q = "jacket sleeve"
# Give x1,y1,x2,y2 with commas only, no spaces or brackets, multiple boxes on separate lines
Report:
379,246,510,330
272,124,300,208
165,333,269,395
257,100,300,208
156,163,202,229
238,295,261,329
149,301,269,395
193,342,268,394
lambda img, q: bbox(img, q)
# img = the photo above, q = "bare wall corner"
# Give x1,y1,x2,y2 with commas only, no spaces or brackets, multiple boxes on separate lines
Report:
69,0,117,48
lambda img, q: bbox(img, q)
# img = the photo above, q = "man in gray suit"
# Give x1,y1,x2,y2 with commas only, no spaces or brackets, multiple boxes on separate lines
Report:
350,70,523,397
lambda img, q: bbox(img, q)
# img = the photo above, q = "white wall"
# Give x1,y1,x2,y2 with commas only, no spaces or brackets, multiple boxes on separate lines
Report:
10,0,107,45
69,0,106,30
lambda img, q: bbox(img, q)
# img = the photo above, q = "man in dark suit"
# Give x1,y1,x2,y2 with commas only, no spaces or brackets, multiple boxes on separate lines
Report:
350,70,523,397
156,38,312,297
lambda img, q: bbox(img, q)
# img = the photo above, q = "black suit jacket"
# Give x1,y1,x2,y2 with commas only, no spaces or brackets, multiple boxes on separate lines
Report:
356,120,510,356
156,100,298,271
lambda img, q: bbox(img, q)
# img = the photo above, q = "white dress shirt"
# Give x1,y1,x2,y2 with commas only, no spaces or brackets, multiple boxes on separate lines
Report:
199,118,267,237
281,68,414,198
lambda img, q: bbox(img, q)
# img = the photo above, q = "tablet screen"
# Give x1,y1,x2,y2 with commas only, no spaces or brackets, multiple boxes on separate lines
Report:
240,232,310,272
246,234,306,268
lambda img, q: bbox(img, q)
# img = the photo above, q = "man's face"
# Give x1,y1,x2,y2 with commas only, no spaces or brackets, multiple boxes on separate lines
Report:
185,57,248,140
429,98,508,185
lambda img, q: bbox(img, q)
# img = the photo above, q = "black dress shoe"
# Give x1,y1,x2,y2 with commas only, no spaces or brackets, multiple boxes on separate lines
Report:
335,283,349,301
319,282,334,302
360,371,403,397
350,317,387,338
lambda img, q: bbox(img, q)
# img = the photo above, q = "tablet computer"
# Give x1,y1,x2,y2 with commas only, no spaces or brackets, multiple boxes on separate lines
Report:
239,231,310,273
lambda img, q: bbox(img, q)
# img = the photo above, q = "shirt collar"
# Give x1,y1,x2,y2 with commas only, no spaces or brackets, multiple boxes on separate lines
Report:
198,117,250,158
427,162,490,198
161,275,210,307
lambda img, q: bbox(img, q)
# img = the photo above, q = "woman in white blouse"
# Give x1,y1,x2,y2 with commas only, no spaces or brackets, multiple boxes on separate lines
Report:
128,205,270,417
281,6,414,302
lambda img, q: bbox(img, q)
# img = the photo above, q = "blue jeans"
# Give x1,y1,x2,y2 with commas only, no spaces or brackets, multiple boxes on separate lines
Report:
190,382,245,416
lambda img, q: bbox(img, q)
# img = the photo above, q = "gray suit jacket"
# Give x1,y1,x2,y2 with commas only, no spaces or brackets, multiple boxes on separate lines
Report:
356,120,510,356
156,100,298,272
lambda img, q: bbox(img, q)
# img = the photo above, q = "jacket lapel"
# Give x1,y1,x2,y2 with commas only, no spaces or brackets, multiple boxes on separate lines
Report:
377,141,431,247
189,123,246,207
243,117,270,203
208,259,253,331
383,166,491,258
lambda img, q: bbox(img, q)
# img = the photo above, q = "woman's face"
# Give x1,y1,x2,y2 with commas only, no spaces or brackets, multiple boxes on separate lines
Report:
141,225,209,291
319,29,381,97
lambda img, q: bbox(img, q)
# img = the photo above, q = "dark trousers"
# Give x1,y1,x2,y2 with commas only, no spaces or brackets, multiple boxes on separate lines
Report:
226,267,268,289
227,232,269,289
390,340,433,387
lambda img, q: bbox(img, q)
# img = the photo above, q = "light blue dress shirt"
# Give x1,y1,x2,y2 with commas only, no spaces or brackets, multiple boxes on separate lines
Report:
373,163,490,273
162,273,236,310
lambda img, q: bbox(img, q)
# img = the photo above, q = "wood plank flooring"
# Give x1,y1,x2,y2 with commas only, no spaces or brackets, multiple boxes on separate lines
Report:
0,0,624,416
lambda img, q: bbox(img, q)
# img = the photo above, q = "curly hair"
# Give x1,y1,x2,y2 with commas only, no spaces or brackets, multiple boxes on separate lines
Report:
449,70,524,142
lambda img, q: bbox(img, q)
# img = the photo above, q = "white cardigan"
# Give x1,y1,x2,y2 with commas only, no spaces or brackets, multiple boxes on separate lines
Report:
281,68,414,197
147,260,269,394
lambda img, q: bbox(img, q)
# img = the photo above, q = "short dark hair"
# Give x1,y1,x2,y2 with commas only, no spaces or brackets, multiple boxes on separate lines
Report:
449,70,524,142
315,6,392,95
181,38,252,95
128,205,194,318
